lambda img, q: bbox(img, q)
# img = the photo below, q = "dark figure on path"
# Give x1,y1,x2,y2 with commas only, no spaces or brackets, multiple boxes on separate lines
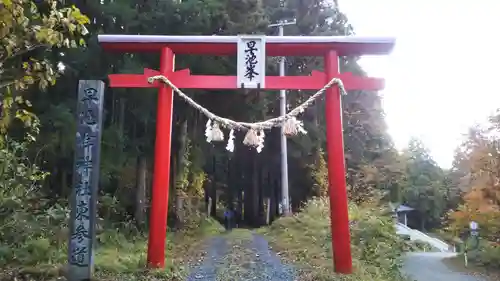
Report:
224,208,234,231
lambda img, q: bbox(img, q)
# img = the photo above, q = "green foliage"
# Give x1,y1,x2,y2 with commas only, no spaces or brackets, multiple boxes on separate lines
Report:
0,121,50,260
0,0,400,232
187,144,208,197
0,195,224,280
0,201,68,267
0,0,89,131
308,147,329,197
175,140,192,196
406,240,435,252
469,241,500,268
0,134,49,199
0,0,419,278
258,197,409,281
398,138,448,229
454,239,500,272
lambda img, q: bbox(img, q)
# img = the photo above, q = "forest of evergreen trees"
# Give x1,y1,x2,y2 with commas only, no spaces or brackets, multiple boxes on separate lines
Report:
1,0,499,279
2,0,397,227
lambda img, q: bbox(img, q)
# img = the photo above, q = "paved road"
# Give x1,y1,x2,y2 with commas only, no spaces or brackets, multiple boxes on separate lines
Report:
402,252,486,281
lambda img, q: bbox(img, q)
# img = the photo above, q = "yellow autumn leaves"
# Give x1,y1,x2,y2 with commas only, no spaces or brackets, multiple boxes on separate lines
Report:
0,0,90,132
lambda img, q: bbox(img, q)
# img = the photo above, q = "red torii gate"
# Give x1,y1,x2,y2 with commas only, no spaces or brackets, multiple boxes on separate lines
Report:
98,34,395,274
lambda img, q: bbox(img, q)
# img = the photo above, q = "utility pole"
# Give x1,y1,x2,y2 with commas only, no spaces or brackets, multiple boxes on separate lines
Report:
269,6,296,216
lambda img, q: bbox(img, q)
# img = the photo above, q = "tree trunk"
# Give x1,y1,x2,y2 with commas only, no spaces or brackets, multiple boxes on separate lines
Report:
111,92,116,124
210,155,217,217
135,156,147,229
175,119,188,223
251,155,259,226
237,183,243,226
118,98,126,136
275,176,281,216
258,162,264,225
61,169,68,196
265,197,271,225
176,196,184,223
227,157,234,210
268,170,276,223
243,151,252,224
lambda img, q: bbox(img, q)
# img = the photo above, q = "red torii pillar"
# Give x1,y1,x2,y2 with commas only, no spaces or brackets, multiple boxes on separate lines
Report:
98,34,395,274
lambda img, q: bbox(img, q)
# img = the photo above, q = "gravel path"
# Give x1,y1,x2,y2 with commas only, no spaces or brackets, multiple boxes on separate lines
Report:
402,252,486,281
248,233,295,280
185,232,295,281
186,236,228,281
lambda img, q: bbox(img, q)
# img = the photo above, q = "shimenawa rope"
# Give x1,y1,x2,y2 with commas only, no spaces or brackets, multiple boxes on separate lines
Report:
147,75,347,153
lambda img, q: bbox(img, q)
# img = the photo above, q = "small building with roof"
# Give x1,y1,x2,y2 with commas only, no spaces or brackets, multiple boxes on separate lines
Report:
390,203,415,226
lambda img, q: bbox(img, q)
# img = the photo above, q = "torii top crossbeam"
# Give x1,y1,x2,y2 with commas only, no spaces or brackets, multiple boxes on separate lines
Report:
98,35,395,56
98,35,395,90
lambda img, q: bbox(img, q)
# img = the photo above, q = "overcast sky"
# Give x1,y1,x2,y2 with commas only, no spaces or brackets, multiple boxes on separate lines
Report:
338,0,500,168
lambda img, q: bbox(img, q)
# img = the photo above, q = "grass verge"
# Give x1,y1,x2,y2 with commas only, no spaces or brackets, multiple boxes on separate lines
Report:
0,214,224,281
256,197,410,281
443,255,500,281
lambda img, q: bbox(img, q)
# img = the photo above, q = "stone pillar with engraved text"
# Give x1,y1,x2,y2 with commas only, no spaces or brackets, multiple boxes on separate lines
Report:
67,80,104,281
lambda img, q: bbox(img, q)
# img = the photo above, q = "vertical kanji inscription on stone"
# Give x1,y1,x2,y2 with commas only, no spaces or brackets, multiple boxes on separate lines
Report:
68,80,104,281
